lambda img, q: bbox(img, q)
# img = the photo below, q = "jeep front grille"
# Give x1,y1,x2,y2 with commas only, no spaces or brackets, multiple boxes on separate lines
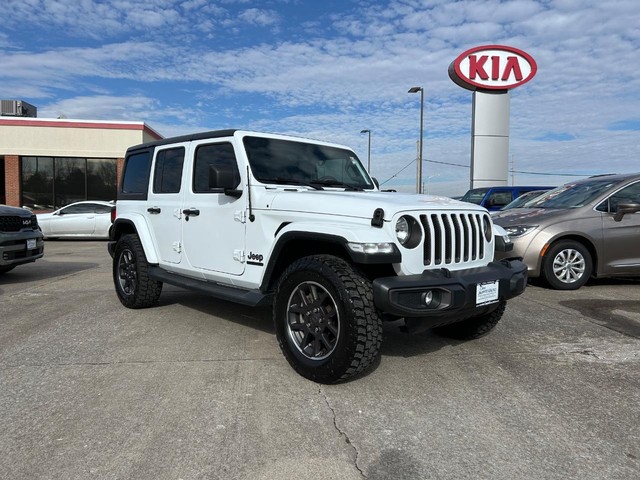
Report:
0,215,39,232
420,213,487,266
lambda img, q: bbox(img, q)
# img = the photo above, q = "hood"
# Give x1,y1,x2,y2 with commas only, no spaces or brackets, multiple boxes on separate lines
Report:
0,205,32,216
492,207,580,227
266,190,485,220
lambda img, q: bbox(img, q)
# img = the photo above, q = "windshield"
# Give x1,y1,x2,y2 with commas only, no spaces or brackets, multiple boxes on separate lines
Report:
461,188,489,204
243,136,374,190
527,178,618,209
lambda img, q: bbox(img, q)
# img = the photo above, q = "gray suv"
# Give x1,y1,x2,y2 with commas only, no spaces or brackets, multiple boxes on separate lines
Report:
0,205,44,274
493,173,640,290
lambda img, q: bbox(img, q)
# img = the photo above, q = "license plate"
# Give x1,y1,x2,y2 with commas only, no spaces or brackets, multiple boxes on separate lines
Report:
476,280,499,306
26,238,37,250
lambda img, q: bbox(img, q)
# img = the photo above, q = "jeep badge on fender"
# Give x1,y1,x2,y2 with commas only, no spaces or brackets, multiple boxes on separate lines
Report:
108,129,527,384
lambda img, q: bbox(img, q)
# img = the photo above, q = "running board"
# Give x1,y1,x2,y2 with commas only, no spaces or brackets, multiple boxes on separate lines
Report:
148,267,273,307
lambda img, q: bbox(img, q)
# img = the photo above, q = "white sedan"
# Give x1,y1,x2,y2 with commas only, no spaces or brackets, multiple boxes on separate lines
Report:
37,201,115,239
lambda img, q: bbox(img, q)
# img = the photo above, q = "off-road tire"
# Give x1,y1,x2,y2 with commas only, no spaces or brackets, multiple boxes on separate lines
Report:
433,300,506,340
113,233,162,309
0,265,16,274
273,255,382,384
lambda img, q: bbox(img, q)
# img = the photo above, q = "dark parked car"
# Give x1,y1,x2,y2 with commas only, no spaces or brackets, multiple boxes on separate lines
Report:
493,173,640,289
0,205,44,274
462,186,554,211
496,189,551,212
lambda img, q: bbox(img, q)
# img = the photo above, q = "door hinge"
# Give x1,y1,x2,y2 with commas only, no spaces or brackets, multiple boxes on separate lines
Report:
233,249,245,263
234,210,246,223
172,241,182,253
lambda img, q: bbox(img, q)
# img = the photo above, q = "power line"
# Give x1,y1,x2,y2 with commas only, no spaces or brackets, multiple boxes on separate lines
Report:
426,159,468,168
509,169,592,177
379,158,416,185
380,158,595,186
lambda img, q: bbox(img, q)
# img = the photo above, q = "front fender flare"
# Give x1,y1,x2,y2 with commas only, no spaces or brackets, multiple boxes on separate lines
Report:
259,222,401,292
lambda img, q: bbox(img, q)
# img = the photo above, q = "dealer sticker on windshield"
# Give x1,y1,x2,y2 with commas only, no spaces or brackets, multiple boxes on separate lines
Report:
476,280,499,306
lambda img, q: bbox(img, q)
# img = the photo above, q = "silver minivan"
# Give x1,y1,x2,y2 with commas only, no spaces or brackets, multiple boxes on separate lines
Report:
493,173,640,290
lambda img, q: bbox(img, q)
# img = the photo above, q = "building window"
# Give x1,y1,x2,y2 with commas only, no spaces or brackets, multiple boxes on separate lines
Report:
21,156,117,210
0,156,5,204
22,157,54,209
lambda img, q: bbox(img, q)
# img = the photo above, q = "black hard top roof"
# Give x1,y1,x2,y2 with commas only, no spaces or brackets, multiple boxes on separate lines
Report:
127,129,238,152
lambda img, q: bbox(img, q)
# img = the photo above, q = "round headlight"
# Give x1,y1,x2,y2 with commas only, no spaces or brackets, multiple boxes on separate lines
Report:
395,216,411,245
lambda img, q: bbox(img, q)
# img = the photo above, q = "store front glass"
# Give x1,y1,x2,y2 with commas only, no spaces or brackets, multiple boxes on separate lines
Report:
1,156,5,204
21,157,117,210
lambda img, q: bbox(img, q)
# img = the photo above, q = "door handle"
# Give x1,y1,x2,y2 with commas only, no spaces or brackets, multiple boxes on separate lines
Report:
147,207,161,214
182,208,200,216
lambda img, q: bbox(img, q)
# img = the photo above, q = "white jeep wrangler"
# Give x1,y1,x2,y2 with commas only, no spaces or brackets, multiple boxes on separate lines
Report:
109,129,526,383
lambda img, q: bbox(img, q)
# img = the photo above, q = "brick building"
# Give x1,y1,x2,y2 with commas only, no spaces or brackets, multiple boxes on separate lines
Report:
0,116,162,209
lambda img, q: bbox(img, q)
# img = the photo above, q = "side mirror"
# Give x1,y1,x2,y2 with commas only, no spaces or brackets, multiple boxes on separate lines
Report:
372,177,380,189
613,202,640,222
209,165,242,198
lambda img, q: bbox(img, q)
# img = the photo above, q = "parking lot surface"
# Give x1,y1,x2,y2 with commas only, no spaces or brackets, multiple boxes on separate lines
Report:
1,241,639,479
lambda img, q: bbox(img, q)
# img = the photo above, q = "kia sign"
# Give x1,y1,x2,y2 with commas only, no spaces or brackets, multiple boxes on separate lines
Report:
449,45,537,91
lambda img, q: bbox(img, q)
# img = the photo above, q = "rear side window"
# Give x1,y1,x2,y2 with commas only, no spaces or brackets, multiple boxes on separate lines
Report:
121,151,152,199
60,203,94,214
94,204,113,214
153,147,185,194
193,142,240,193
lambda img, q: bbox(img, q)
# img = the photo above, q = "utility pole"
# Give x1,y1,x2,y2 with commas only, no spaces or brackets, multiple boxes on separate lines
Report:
511,155,515,185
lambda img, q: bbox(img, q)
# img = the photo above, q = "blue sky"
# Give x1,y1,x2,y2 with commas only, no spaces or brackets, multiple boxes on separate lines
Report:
1,0,639,195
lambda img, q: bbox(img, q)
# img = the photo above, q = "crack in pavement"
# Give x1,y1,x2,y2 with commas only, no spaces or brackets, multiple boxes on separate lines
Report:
319,387,366,479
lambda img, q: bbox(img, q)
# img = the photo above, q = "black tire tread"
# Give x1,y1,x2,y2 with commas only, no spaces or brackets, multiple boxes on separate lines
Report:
274,254,382,383
113,234,162,309
433,300,506,340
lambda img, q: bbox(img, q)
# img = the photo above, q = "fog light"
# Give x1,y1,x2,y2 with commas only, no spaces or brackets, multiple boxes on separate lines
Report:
422,290,434,306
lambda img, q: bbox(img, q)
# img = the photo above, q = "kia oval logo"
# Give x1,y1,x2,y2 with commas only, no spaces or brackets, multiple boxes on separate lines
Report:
449,45,537,91
23,218,31,226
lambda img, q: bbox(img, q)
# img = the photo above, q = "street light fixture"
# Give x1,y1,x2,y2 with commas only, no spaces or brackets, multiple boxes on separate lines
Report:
360,129,371,173
408,86,424,194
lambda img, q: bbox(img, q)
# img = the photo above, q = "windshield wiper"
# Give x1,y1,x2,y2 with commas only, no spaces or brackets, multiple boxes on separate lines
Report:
309,180,364,191
259,177,323,190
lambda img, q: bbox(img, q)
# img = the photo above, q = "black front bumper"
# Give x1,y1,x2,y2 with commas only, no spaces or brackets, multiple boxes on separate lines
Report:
372,259,527,320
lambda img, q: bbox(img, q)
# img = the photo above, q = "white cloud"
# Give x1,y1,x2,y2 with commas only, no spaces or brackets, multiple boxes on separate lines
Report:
238,8,280,27
1,0,639,194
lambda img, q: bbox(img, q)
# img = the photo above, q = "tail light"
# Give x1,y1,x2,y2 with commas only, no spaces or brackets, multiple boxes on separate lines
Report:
111,207,116,223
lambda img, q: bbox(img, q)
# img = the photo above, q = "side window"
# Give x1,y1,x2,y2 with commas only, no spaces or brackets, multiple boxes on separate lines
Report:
153,147,185,194
597,181,640,213
486,191,512,207
94,204,113,214
121,151,151,195
193,142,240,193
60,204,93,214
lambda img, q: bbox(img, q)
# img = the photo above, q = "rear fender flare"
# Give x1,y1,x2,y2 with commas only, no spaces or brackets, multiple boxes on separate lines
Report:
111,215,159,264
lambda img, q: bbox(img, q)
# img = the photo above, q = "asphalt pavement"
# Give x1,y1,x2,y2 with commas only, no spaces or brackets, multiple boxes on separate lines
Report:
1,241,638,480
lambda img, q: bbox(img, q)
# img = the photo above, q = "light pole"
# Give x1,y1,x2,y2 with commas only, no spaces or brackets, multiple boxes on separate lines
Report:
408,86,424,194
425,174,439,194
360,129,371,173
